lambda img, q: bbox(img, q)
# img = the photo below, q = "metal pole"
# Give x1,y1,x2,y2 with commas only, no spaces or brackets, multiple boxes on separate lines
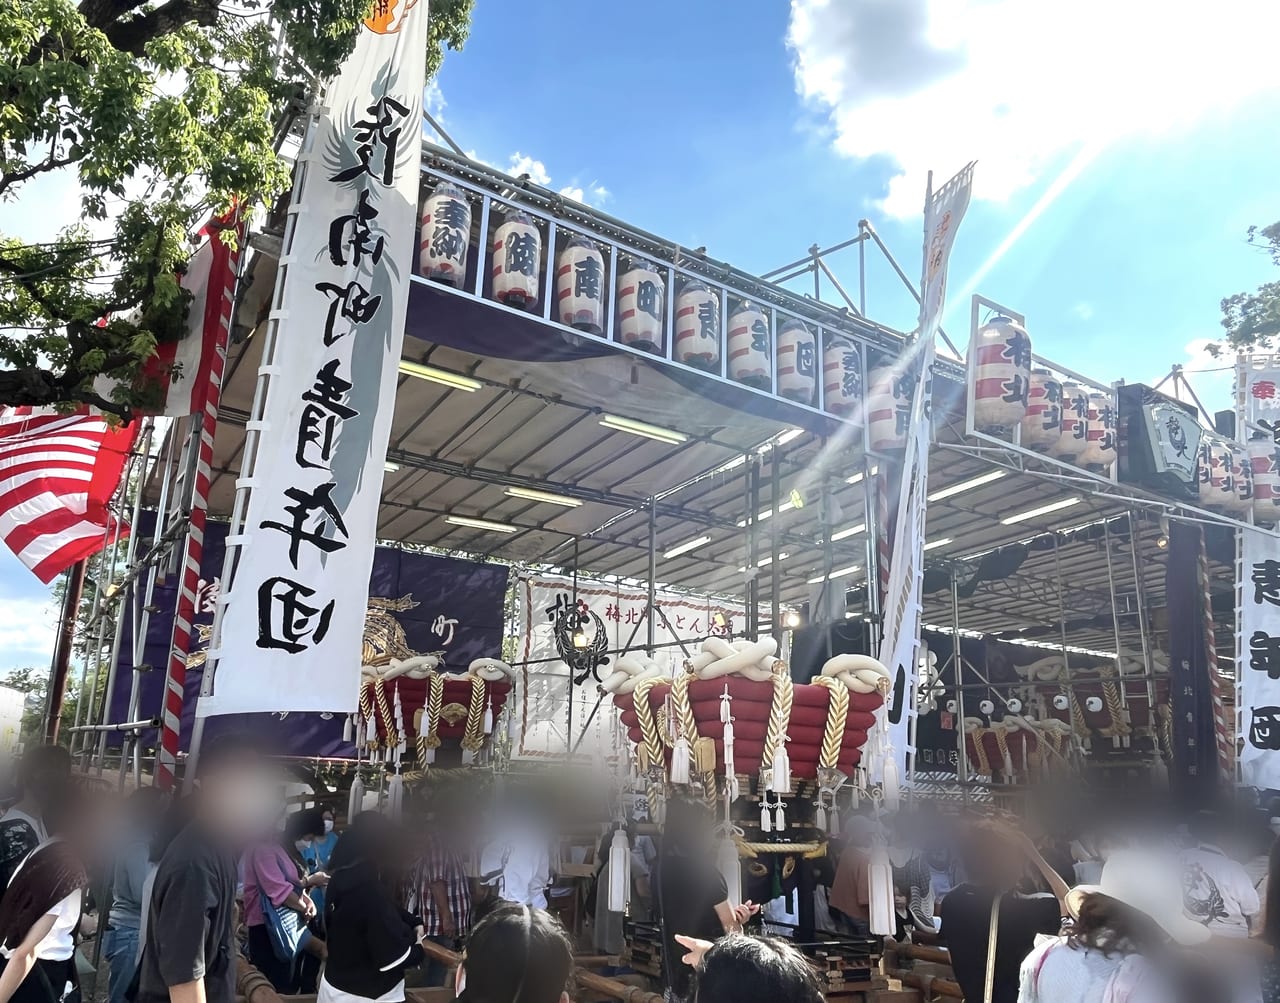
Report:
568,538,578,762
861,456,881,651
771,445,781,647
747,458,760,640
1101,520,1130,713
45,561,87,744
858,221,867,316
950,569,968,800
1124,515,1159,711
1052,536,1080,760
647,499,657,651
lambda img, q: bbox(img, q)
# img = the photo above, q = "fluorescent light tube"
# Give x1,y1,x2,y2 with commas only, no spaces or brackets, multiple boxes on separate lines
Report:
830,522,866,542
846,465,880,486
504,487,582,508
664,535,711,559
600,414,688,445
928,469,1006,502
923,538,952,550
446,515,517,534
807,564,861,584
399,361,482,392
1000,497,1081,525
384,462,401,472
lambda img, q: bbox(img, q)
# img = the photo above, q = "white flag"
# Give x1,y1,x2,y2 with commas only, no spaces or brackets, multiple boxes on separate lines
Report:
200,2,429,717
1241,527,1280,789
878,163,975,774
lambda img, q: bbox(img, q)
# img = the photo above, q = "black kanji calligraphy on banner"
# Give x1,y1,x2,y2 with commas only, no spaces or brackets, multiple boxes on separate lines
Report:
331,95,410,186
296,361,359,470
1253,560,1280,607
1250,706,1280,751
257,576,335,653
260,482,350,568
315,280,382,346
1251,630,1280,680
328,189,386,268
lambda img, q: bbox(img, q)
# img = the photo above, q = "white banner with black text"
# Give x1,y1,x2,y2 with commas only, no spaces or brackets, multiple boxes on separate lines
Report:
201,2,428,717
1240,527,1280,790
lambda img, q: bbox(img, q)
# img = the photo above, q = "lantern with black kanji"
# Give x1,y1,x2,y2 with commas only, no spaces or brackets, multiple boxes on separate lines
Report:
969,317,1032,434
555,234,604,333
674,279,720,371
1199,435,1239,511
491,208,542,309
727,299,771,389
823,336,863,417
1078,391,1117,471
1021,369,1062,452
617,258,665,353
1230,441,1254,517
419,182,471,287
867,362,907,452
1050,379,1088,462
1250,435,1280,525
776,319,816,404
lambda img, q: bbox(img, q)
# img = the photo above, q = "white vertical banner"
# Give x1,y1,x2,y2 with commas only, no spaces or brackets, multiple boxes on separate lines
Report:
200,2,428,717
1238,355,1280,430
1240,527,1280,790
877,163,974,775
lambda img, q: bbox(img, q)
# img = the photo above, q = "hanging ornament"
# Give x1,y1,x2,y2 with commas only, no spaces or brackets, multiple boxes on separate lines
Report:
881,749,900,810
770,737,792,795
418,182,471,287
393,683,407,755
760,802,773,833
607,827,631,913
342,714,353,743
777,319,817,404
815,802,828,833
775,799,787,832
556,234,605,334
387,771,403,820
483,697,494,736
670,736,692,785
674,279,721,371
491,207,542,310
347,771,365,822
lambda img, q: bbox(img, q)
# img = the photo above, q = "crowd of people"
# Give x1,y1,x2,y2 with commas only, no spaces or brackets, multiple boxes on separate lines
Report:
0,738,1276,1003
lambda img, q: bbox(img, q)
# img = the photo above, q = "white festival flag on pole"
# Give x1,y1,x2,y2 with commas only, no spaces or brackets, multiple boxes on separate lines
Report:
877,162,975,777
199,1,428,718
1240,527,1280,790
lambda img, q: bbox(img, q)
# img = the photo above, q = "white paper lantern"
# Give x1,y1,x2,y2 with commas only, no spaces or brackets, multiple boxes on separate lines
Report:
1078,391,1117,470
555,234,604,334
1050,380,1088,462
823,337,863,416
491,208,541,310
1021,369,1062,452
969,317,1032,434
727,299,771,389
418,182,471,287
776,319,816,403
617,258,665,353
1199,436,1239,512
1233,442,1255,517
1250,437,1280,525
674,279,720,371
867,363,908,452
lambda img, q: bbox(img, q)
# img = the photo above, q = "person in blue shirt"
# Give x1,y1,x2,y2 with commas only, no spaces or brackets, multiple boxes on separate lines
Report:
300,805,339,924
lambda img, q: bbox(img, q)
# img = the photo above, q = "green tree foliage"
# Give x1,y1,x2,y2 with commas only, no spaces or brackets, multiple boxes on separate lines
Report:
0,0,472,415
1218,221,1280,354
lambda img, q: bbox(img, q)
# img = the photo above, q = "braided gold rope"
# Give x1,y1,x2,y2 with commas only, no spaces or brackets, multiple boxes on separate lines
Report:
736,838,826,858
374,681,396,748
359,685,375,747
632,677,665,766
994,726,1012,774
1067,688,1089,739
761,670,794,772
1099,667,1130,738
461,675,486,753
422,674,444,751
1157,704,1173,760
671,671,699,745
969,728,992,776
811,676,849,770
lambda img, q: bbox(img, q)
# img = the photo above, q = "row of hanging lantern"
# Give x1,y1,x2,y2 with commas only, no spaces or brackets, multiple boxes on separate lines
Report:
970,316,1118,472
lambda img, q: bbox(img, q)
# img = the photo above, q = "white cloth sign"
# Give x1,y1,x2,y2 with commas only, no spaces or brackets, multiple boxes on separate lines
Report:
878,163,974,774
1240,359,1280,430
1240,527,1280,789
513,574,750,757
201,2,427,717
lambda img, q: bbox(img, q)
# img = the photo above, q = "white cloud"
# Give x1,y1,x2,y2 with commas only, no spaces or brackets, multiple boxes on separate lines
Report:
558,183,610,208
1073,303,1094,322
787,0,1280,216
0,598,58,672
506,153,552,187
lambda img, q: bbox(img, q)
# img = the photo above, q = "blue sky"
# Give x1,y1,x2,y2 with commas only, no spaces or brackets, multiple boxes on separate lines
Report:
3,0,1279,672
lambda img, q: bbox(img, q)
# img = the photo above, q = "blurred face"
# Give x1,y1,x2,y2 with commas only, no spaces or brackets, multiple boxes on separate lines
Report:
201,760,280,844
323,811,335,834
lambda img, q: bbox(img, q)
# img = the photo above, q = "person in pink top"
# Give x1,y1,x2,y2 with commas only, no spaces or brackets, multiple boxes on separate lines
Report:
243,810,329,993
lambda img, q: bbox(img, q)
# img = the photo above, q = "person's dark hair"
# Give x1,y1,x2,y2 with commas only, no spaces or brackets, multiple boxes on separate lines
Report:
286,808,325,843
1264,837,1280,950
662,797,713,857
459,904,572,1003
0,839,87,950
17,745,71,800
1069,892,1163,956
693,934,825,1003
326,810,404,893
196,733,265,779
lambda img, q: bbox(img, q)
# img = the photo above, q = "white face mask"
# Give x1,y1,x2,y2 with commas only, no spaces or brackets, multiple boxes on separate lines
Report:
323,819,334,834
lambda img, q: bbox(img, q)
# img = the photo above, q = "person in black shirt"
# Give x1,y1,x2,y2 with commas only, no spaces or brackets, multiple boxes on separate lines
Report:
319,812,425,1003
0,746,71,904
136,737,268,1003
939,820,1069,1003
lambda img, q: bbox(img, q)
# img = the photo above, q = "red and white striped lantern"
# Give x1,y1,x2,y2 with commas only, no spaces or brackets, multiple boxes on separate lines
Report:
727,299,771,389
1078,391,1117,470
555,234,604,334
1199,436,1240,512
867,363,908,452
1021,368,1062,452
617,258,664,353
968,317,1032,434
491,208,541,309
776,319,816,404
418,182,471,287
1050,380,1088,462
674,279,720,371
1231,441,1254,516
823,337,863,417
1250,436,1280,525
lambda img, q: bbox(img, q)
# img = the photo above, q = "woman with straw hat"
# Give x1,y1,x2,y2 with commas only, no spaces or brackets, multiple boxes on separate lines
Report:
1017,850,1207,1002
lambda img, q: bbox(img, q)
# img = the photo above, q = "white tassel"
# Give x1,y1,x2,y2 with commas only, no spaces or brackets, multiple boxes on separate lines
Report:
868,845,896,936
771,739,791,794
815,804,827,833
462,747,475,766
775,801,787,832
760,802,772,833
1002,748,1015,784
607,828,631,913
718,837,741,907
342,715,353,743
670,736,692,785
387,773,403,820
483,700,494,735
393,685,407,754
829,805,841,836
722,719,736,783
347,774,365,821
1151,755,1169,789
849,773,860,809
881,751,900,810
720,688,732,723
365,715,377,748
424,745,436,764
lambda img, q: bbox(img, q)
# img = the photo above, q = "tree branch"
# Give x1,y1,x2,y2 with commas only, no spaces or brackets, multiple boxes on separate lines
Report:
0,152,78,198
101,0,221,56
